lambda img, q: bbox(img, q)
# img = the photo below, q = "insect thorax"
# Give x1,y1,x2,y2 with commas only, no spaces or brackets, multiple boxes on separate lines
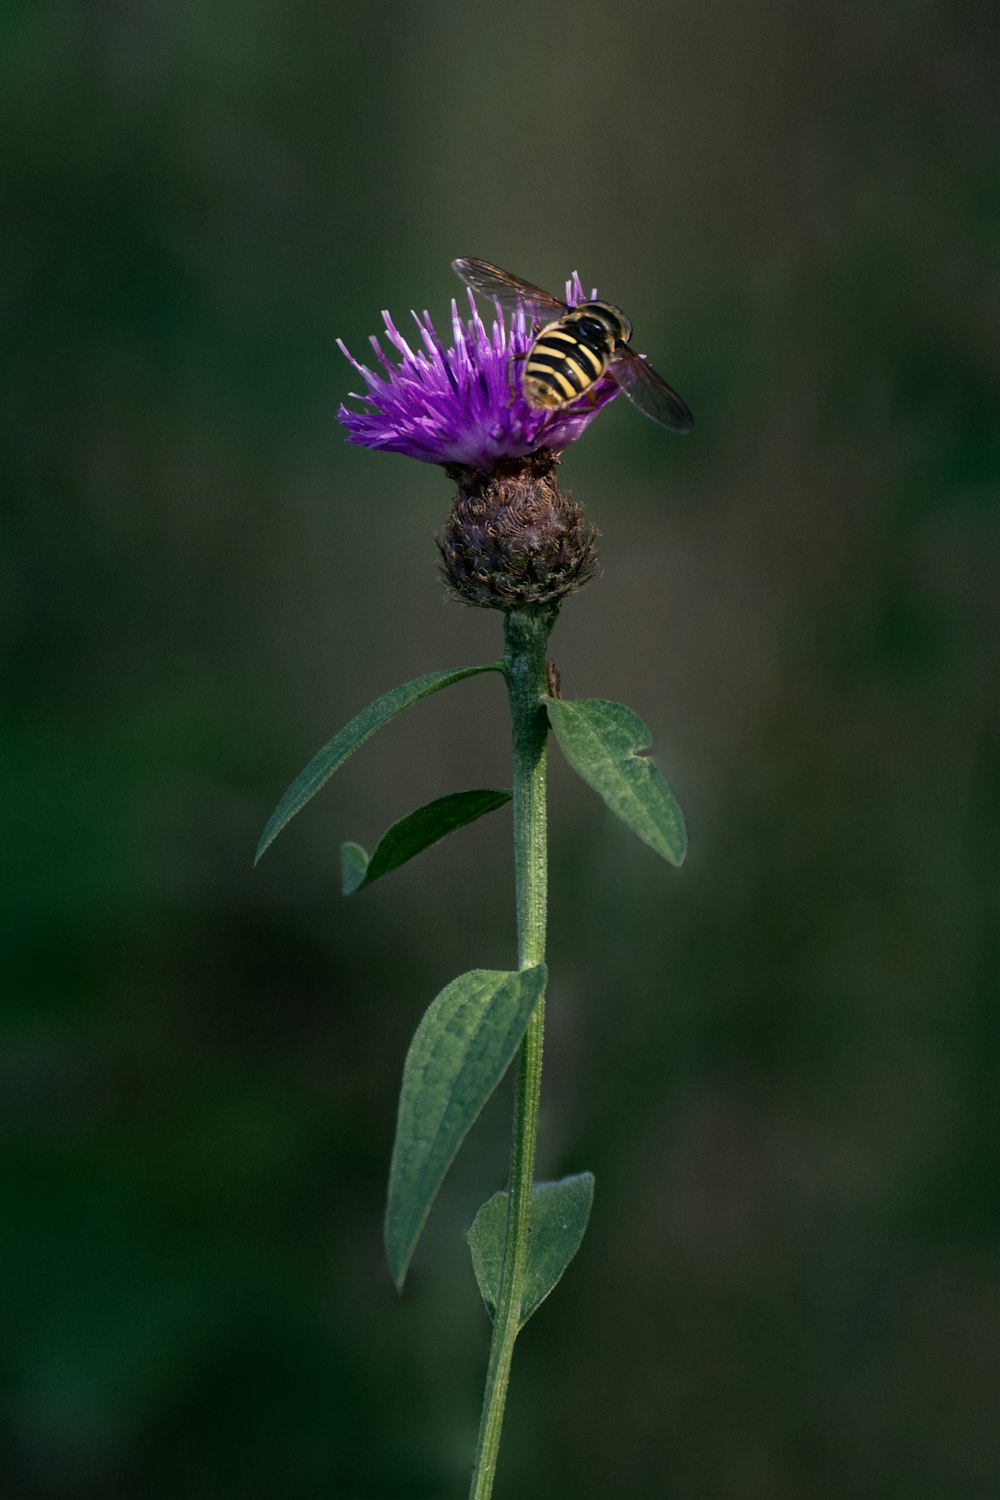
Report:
569,301,633,346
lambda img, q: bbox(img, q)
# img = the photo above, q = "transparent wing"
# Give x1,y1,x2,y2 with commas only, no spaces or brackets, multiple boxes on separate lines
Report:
611,346,694,433
451,258,566,320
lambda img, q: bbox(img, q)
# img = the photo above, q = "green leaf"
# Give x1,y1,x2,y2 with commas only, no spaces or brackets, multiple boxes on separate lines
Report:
546,697,687,866
341,789,511,895
339,842,368,892
385,965,546,1290
467,1173,595,1327
255,663,502,863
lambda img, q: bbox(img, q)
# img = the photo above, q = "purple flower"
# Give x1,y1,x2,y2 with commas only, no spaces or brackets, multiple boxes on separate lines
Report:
336,274,620,469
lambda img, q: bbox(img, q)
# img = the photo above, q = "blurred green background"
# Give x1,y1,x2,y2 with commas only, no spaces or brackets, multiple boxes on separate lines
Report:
4,1,999,1496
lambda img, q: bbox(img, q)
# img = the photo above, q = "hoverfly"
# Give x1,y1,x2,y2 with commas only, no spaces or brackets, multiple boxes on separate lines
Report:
452,257,693,434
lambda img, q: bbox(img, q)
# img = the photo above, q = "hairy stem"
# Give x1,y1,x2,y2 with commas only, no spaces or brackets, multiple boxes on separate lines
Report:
468,606,553,1500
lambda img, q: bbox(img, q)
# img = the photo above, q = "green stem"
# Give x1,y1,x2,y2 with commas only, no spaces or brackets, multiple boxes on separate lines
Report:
468,606,554,1500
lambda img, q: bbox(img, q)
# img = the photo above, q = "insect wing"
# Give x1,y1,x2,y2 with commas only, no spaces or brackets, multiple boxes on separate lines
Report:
451,258,566,320
611,347,694,433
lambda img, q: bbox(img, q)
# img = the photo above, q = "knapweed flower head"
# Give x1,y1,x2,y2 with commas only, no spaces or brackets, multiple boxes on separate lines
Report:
337,275,619,470
338,269,611,611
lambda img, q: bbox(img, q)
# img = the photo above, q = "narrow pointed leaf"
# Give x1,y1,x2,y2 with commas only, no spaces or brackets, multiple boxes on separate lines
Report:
467,1173,595,1326
255,663,502,862
385,964,546,1290
341,788,511,895
546,697,687,866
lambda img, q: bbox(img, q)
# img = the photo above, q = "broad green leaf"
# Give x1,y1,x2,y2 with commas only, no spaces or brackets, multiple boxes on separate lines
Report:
385,965,546,1290
255,663,502,863
467,1173,595,1327
546,697,687,866
341,789,511,895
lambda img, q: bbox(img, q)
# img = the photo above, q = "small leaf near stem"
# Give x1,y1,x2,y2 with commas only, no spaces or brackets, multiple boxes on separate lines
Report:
546,696,687,866
468,1173,594,1327
341,788,511,895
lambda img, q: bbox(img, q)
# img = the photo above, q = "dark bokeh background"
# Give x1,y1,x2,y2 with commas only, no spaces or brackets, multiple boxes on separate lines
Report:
4,2,999,1497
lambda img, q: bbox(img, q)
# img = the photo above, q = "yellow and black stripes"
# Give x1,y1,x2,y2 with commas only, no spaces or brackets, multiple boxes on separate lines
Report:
524,324,610,407
521,305,628,411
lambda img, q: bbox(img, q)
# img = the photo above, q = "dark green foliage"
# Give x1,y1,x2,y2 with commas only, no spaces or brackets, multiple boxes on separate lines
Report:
467,1174,595,1326
341,789,511,894
256,666,501,862
546,698,687,866
385,966,547,1289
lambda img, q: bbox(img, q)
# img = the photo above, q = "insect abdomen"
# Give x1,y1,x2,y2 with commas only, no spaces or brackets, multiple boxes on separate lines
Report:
523,317,612,410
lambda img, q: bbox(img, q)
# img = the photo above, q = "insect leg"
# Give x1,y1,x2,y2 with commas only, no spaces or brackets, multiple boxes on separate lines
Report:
507,351,528,404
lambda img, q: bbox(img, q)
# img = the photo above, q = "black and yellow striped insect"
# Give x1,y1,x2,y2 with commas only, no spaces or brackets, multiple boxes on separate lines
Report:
452,257,693,434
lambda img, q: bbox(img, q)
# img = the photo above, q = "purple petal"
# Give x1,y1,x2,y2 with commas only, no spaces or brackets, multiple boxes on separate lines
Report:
337,277,620,469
